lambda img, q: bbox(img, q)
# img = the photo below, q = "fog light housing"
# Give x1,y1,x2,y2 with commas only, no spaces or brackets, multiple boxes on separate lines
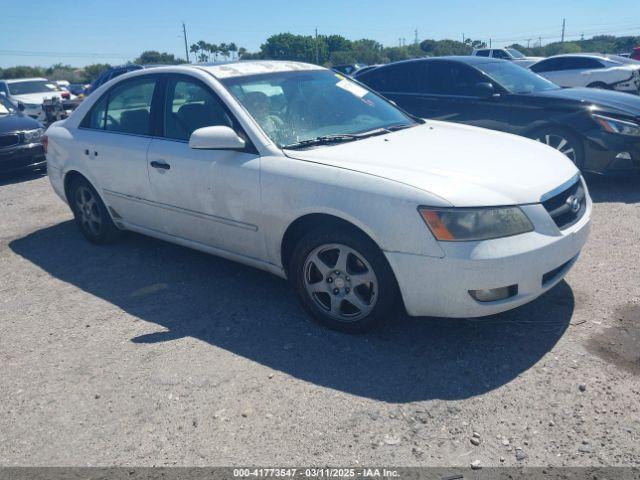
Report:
469,285,518,303
615,152,632,160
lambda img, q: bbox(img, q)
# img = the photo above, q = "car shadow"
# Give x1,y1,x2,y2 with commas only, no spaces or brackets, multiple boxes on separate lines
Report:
584,174,640,204
9,221,574,403
0,168,47,187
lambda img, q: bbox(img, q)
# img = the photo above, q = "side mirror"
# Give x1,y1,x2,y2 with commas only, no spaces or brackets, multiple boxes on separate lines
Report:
17,102,26,112
473,82,497,98
189,126,246,150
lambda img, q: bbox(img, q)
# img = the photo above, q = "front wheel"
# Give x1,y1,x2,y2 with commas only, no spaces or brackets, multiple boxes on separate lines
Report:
532,128,585,169
289,227,398,333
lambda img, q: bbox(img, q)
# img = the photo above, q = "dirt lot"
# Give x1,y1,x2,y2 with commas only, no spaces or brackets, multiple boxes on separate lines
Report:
0,171,638,467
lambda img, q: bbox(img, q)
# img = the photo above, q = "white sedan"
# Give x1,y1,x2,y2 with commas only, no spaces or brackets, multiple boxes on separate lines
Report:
0,77,77,121
45,61,591,332
530,54,640,94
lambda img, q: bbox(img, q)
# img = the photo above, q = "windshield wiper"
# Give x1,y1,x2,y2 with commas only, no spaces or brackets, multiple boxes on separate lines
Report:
282,128,391,150
386,123,415,132
282,134,361,150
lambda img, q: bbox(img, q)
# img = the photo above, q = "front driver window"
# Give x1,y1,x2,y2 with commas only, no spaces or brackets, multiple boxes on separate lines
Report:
164,77,234,141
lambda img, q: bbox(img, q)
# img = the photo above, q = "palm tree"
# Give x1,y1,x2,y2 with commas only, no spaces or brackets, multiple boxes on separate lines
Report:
189,43,200,62
228,42,238,60
209,43,219,62
197,40,208,61
198,53,208,63
218,43,229,61
238,47,247,59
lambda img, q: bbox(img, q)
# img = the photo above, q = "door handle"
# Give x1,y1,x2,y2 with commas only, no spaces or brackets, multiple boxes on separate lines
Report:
150,160,171,170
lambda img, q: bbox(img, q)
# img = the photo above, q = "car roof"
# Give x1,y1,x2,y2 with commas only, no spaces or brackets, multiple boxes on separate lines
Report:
4,77,49,83
362,56,505,69
195,60,325,79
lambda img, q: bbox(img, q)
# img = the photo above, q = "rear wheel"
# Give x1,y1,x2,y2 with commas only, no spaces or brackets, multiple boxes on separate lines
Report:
532,127,584,168
68,177,122,244
289,227,397,333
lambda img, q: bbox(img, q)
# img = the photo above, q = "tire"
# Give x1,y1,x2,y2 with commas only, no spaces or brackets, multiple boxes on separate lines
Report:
587,82,609,89
531,127,585,169
289,225,398,333
68,177,122,244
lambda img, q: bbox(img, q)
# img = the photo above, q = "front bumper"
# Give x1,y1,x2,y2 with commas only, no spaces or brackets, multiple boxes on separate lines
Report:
0,143,46,174
583,128,640,174
385,201,591,318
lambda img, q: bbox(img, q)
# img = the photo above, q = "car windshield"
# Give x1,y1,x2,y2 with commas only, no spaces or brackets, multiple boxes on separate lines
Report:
506,48,526,59
478,61,560,94
221,70,417,148
8,80,61,95
0,96,16,115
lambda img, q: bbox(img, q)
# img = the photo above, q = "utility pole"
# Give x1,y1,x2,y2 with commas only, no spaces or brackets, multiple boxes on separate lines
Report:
414,28,419,46
182,22,189,62
527,38,531,48
489,38,492,48
315,28,319,65
462,33,465,44
539,36,542,47
561,18,566,43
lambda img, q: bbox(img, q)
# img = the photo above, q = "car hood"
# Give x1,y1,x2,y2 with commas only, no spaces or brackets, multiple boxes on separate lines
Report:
534,87,640,117
284,122,579,207
0,113,42,132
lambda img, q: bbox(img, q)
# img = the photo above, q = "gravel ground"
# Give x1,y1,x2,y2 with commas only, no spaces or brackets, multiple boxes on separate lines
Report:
0,171,638,467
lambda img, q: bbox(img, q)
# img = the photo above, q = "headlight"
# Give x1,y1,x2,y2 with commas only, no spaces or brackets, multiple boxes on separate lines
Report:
23,128,44,142
592,114,640,137
419,206,534,242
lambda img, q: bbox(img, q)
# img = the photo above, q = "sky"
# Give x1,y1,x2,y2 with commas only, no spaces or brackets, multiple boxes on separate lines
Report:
1,0,639,67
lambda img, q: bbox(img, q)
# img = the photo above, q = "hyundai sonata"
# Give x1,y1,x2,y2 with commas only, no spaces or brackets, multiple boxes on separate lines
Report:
45,61,591,332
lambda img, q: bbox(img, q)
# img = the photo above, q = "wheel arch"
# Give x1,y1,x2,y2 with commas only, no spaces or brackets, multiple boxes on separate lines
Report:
280,213,384,277
63,170,88,203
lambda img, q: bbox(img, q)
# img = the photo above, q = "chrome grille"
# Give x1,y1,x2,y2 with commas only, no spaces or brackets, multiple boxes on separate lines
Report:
542,178,586,230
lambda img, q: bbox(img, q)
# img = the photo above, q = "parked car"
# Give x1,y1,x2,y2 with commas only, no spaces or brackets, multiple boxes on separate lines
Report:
45,61,590,332
473,48,544,68
67,83,88,96
332,64,367,76
632,47,640,61
85,65,145,95
355,56,640,174
529,53,640,94
0,95,46,174
0,77,77,122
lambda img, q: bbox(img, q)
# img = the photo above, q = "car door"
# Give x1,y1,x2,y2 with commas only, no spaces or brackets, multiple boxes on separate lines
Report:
418,61,511,131
360,61,434,116
145,74,264,259
74,75,159,227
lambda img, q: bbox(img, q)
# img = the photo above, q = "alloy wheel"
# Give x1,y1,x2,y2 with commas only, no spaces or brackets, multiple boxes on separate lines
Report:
303,243,378,322
74,186,102,236
535,133,577,164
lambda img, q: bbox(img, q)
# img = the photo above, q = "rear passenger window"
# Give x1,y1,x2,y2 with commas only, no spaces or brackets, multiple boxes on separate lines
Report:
475,50,490,57
105,78,156,135
83,95,108,129
360,62,425,93
163,77,233,141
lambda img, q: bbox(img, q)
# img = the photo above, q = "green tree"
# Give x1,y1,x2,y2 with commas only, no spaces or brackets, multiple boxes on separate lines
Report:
134,51,185,65
189,43,200,62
